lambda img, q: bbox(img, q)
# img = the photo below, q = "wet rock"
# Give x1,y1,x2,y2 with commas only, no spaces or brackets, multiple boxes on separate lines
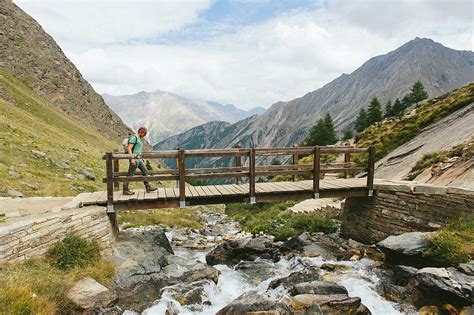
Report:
392,265,474,307
216,290,291,315
161,255,219,284
457,261,474,276
268,266,320,289
419,305,440,314
460,306,473,315
290,281,348,296
159,280,211,305
376,232,433,267
280,236,305,253
7,189,23,198
206,236,279,266
235,260,277,285
283,294,369,315
320,263,352,271
66,277,117,310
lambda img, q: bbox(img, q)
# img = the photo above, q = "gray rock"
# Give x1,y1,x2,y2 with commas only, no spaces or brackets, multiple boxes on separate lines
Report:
8,169,20,178
65,173,75,180
216,290,291,315
206,236,279,266
32,150,47,158
66,277,117,310
235,260,277,285
457,261,474,276
79,169,96,181
268,266,321,290
376,232,433,267
57,162,70,169
290,281,348,296
159,280,211,305
7,189,23,198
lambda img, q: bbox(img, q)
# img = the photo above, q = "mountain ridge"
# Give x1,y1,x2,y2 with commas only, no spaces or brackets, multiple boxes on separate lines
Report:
155,38,474,156
103,90,265,144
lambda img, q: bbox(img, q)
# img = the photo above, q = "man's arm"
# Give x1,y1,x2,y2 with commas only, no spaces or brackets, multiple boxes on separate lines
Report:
128,143,136,165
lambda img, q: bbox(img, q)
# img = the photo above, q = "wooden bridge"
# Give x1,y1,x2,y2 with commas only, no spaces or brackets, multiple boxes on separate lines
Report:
92,146,375,213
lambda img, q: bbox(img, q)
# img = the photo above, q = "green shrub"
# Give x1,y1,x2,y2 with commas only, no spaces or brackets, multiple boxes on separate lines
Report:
423,230,470,267
46,234,101,270
290,215,338,234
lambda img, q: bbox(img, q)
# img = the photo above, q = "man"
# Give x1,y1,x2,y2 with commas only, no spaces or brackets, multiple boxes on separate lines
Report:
123,126,157,195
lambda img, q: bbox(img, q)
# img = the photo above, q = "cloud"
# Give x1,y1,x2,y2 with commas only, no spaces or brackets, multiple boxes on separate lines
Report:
15,0,474,109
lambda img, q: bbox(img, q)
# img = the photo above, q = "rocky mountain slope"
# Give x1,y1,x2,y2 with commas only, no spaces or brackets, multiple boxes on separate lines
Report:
103,91,264,144
155,38,474,155
0,0,130,141
353,83,474,188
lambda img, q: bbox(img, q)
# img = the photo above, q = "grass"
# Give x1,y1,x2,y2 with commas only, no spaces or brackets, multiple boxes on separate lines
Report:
0,236,115,314
118,207,207,230
353,83,474,163
0,68,119,197
46,234,101,270
405,142,473,180
225,201,338,241
423,217,474,267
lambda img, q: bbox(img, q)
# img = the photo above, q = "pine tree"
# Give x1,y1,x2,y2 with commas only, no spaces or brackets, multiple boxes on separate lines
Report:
409,80,428,105
355,108,368,132
384,100,393,118
367,97,383,126
392,98,404,116
401,94,414,110
302,113,338,146
323,113,338,144
342,129,353,141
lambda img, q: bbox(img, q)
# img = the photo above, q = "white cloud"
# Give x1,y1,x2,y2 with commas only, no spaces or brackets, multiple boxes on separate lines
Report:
15,0,474,109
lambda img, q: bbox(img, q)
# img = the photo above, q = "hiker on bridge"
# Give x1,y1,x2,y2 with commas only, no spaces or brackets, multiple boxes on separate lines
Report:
123,127,157,195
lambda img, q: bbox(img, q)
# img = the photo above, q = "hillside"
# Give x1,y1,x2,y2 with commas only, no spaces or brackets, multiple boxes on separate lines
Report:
0,0,130,141
155,38,474,158
0,69,120,197
357,83,474,188
103,91,264,144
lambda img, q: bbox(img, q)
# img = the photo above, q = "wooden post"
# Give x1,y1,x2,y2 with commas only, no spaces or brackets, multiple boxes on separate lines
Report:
249,148,256,204
367,146,375,196
113,149,119,191
235,144,242,185
178,148,186,208
292,144,299,182
344,151,350,179
313,146,320,199
105,152,115,214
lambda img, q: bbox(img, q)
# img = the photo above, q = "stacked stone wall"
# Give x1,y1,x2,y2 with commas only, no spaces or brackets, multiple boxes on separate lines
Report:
341,183,474,244
0,206,113,263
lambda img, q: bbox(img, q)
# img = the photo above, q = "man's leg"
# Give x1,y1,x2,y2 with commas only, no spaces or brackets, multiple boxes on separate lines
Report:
138,161,156,192
123,161,138,195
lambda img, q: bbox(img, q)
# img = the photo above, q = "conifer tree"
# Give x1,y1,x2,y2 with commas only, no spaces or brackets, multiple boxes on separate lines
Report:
367,97,383,126
342,129,353,141
384,100,393,118
355,108,368,132
392,98,404,116
302,113,338,146
323,113,338,144
409,80,428,105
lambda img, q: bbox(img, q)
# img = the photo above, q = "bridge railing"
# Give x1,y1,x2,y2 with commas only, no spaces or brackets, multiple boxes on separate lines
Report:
103,145,375,211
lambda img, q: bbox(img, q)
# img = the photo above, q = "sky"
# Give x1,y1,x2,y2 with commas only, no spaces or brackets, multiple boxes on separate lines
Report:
15,0,474,110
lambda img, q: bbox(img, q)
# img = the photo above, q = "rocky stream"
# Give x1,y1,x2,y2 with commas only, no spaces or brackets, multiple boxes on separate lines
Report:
98,207,473,315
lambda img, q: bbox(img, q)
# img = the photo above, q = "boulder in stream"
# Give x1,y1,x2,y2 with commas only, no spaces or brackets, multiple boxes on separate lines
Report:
206,236,280,266
216,290,291,315
376,232,433,267
268,266,321,289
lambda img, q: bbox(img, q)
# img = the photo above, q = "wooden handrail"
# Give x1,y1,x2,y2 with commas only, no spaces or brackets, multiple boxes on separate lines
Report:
104,145,376,212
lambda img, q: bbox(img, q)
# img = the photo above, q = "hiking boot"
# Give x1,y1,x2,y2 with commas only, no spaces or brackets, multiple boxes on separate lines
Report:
146,185,157,193
123,188,135,195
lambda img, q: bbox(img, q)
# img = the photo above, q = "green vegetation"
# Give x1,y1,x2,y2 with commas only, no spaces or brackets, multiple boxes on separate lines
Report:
301,113,338,146
354,83,474,161
46,234,101,270
423,217,473,267
118,207,209,229
0,69,120,197
367,97,383,126
226,202,338,241
0,237,115,314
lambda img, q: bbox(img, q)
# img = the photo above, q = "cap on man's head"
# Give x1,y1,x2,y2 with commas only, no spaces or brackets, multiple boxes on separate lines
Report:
138,127,148,133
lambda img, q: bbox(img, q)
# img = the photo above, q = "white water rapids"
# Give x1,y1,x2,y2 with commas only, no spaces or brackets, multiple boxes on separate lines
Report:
142,247,405,315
